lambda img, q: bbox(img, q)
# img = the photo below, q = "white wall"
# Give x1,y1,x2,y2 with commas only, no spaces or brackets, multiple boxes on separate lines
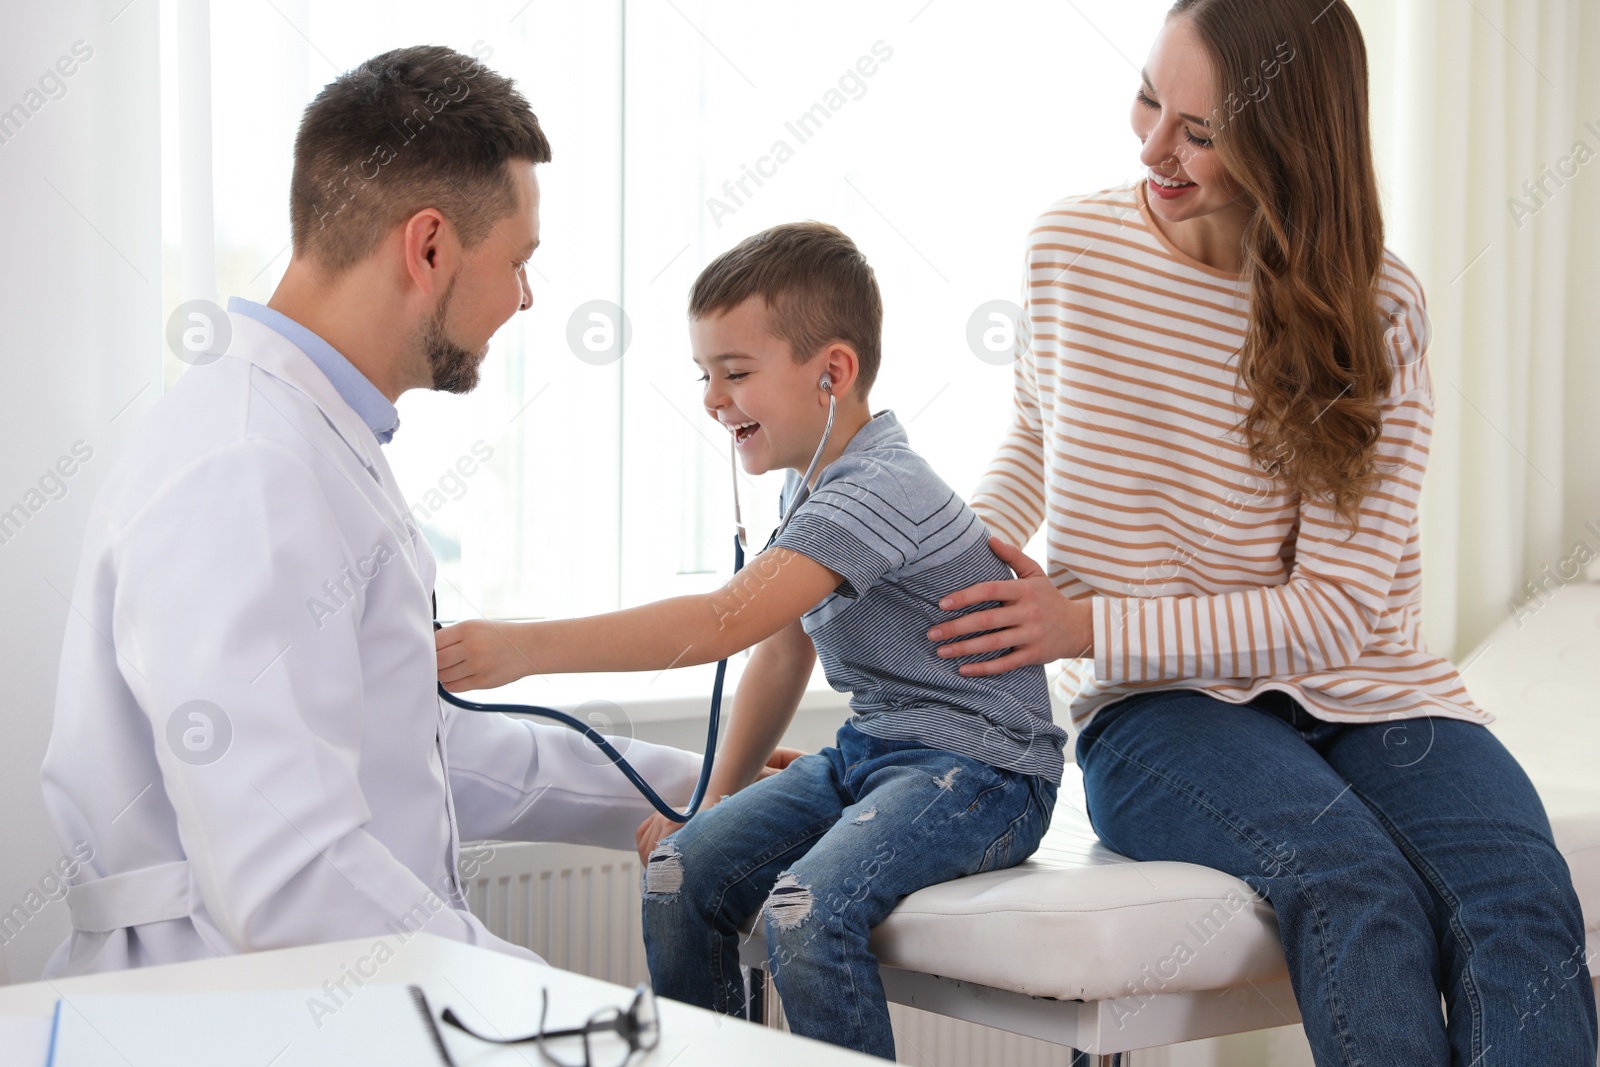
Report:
1564,4,1600,538
0,1,161,982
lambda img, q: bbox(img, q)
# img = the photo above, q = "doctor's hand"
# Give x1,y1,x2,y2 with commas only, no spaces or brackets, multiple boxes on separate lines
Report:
635,810,690,868
925,537,1094,677
436,620,532,692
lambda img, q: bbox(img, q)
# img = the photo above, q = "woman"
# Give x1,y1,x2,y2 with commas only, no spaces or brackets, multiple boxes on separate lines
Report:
929,0,1598,1062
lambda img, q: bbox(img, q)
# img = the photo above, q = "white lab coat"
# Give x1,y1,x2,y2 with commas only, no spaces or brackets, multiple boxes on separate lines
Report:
39,312,700,977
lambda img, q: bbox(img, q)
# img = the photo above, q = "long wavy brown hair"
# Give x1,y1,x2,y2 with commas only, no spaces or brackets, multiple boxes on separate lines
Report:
1168,0,1392,532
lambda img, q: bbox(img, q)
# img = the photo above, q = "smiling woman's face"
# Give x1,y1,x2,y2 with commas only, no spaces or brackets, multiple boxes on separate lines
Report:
1131,16,1243,226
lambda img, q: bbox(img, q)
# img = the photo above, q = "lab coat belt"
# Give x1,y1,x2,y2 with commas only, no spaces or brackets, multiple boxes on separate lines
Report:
67,861,193,933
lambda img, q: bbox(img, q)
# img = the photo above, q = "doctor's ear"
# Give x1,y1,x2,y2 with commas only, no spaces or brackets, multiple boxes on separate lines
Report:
400,208,460,296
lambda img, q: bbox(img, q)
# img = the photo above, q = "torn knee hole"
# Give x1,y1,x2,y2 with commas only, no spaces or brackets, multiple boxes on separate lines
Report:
853,806,877,824
643,841,684,898
765,872,814,930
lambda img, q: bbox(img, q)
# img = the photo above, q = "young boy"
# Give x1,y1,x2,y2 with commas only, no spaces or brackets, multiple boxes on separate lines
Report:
435,222,1066,1059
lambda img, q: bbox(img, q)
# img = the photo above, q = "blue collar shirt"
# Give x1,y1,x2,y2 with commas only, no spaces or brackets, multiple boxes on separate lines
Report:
227,297,401,444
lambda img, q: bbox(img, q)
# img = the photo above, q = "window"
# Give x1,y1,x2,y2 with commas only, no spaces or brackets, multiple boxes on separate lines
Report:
166,0,1169,644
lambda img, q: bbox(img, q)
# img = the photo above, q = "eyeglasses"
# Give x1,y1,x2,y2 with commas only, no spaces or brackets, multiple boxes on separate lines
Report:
441,983,660,1067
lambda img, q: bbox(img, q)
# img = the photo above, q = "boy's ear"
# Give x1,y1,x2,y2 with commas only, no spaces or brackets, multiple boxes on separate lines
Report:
819,343,862,402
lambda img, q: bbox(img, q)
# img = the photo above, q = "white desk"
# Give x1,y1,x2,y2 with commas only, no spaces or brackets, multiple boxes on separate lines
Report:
0,933,879,1065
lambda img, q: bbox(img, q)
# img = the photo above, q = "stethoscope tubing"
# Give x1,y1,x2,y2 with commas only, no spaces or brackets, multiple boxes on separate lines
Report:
433,531,741,823
436,388,834,825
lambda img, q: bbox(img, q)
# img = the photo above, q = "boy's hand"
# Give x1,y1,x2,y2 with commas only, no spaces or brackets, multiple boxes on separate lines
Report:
436,620,533,692
757,746,806,778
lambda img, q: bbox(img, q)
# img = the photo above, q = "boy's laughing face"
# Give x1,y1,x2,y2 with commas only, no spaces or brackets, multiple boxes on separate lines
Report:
691,295,831,478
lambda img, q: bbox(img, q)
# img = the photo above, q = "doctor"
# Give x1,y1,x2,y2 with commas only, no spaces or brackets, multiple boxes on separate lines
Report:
39,44,703,976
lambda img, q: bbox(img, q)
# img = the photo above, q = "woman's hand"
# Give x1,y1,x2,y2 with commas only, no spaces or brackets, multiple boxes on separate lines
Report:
436,620,533,692
926,537,1094,677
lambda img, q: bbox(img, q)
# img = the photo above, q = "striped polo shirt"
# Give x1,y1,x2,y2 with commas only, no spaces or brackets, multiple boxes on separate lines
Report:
970,180,1486,731
773,411,1067,783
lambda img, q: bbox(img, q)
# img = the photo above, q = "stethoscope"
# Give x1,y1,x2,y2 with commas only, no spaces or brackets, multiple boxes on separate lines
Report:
435,374,838,823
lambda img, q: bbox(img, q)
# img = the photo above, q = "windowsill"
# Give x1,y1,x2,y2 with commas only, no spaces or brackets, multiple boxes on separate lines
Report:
451,653,850,726
457,655,1081,732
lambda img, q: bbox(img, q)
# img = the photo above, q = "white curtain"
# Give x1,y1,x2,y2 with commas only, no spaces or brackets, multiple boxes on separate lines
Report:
0,2,162,982
1351,0,1600,662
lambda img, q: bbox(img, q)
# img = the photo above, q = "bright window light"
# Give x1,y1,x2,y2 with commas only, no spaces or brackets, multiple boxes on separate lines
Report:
177,0,1171,642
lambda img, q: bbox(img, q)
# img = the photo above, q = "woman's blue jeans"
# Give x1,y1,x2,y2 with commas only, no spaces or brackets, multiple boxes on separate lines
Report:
641,721,1057,1060
1076,687,1597,1065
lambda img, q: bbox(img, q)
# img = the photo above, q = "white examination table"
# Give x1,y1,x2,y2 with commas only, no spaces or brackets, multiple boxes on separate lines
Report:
742,583,1600,1063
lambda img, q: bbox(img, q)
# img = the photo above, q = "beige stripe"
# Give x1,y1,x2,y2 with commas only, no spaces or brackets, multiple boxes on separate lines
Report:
973,192,1480,727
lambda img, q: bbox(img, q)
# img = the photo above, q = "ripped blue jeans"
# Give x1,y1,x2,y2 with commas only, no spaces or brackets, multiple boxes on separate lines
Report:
641,720,1057,1060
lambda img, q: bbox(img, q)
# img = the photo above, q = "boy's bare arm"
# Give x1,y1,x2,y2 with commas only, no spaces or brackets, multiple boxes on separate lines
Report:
634,617,816,863
437,546,838,690
708,617,817,797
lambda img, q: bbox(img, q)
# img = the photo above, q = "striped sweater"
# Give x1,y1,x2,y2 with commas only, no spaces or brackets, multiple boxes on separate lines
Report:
970,181,1485,730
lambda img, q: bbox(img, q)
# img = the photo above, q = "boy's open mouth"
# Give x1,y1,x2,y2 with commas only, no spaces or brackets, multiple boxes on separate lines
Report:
731,420,760,445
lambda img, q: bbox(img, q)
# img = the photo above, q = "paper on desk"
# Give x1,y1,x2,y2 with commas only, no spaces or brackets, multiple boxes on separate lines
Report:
0,1013,57,1066
47,984,452,1066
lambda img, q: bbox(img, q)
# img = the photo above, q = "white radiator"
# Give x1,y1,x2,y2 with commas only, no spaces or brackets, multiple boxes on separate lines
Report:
457,839,1124,1065
457,840,650,988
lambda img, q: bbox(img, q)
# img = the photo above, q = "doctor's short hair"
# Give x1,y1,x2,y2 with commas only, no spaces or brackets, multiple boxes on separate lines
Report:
689,222,883,397
289,45,551,274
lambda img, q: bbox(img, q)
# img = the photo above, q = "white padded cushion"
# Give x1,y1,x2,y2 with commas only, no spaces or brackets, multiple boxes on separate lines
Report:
866,776,1289,1002
860,773,1600,1003
1475,582,1600,939
750,585,1600,1003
